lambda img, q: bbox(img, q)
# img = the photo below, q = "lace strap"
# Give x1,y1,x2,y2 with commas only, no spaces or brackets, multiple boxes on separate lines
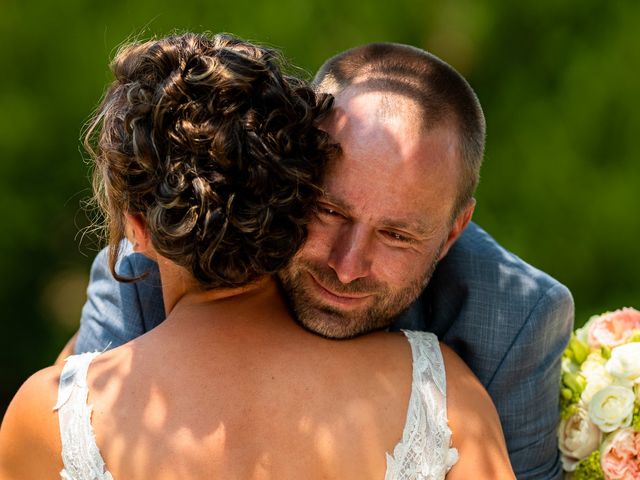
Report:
385,331,458,479
54,352,114,480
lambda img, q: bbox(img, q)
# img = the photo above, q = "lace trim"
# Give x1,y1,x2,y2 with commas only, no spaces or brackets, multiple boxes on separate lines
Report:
385,331,459,479
54,352,114,480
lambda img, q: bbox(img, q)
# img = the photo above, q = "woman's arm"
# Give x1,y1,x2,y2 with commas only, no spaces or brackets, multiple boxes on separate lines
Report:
0,366,63,479
441,344,516,480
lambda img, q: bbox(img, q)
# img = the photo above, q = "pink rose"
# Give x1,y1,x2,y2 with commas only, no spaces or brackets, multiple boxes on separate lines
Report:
588,308,640,349
601,427,640,479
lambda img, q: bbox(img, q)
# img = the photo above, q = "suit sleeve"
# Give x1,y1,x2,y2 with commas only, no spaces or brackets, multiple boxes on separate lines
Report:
487,283,574,480
74,245,164,353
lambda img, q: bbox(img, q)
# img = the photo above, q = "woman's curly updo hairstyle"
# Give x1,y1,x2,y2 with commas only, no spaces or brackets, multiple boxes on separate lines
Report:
85,32,338,288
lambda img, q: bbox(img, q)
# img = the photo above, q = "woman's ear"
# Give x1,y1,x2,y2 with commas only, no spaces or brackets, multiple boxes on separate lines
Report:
124,213,151,253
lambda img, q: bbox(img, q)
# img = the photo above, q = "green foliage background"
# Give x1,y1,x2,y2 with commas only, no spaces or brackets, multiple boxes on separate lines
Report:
1,0,638,414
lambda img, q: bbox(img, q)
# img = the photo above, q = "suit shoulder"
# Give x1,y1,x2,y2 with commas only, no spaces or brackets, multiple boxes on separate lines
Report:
425,223,573,354
441,222,570,301
93,241,157,279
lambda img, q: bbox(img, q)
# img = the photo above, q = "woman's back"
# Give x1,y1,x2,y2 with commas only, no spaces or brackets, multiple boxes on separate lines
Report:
66,282,424,479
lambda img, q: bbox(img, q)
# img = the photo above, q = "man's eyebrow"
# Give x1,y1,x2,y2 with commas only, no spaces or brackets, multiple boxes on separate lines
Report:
319,193,351,211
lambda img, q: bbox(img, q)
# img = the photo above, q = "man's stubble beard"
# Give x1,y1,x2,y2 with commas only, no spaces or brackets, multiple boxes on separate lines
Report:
278,248,442,340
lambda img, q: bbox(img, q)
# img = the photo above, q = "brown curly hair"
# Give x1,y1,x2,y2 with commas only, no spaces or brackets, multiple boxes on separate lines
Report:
85,32,338,288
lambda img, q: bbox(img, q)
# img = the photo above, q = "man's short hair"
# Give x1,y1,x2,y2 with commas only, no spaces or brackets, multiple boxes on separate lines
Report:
313,42,485,217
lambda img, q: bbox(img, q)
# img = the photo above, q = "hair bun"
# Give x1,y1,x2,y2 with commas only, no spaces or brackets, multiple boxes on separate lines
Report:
87,32,339,288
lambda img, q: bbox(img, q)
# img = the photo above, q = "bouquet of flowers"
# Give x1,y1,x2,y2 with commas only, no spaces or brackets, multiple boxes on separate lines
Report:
559,307,640,479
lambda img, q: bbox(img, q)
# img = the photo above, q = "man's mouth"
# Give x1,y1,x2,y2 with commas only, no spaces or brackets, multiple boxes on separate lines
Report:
306,271,372,308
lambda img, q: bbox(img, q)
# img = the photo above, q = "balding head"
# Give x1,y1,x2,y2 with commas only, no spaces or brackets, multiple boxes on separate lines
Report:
314,42,485,216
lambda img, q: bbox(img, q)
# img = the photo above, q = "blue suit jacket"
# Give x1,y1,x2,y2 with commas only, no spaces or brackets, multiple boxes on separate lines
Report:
75,222,573,479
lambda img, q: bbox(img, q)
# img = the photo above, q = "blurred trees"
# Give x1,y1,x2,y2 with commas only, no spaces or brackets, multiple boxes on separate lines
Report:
1,0,638,414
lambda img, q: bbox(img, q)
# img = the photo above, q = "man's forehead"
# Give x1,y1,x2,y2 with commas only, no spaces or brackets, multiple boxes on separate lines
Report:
323,113,459,178
322,103,427,170
325,88,459,170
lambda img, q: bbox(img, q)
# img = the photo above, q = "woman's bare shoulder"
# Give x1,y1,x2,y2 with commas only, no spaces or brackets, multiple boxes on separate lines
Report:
0,365,63,478
439,343,496,430
4,364,62,427
439,343,484,391
357,331,414,374
439,342,515,480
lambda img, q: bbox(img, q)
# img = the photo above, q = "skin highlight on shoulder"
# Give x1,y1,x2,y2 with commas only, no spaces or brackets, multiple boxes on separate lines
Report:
0,365,64,479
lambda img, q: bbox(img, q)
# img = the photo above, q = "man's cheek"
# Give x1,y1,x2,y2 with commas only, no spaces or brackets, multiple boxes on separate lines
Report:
304,223,336,256
375,254,421,286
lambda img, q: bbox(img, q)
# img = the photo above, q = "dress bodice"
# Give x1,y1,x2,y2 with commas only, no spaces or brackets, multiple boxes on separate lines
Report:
55,332,457,479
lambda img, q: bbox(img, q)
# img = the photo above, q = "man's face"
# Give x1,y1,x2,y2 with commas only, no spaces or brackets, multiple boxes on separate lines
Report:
280,89,472,339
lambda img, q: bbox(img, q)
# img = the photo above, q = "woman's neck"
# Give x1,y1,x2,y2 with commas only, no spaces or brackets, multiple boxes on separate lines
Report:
156,254,277,316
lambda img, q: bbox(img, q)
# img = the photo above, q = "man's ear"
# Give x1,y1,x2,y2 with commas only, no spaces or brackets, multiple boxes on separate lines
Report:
124,213,151,254
438,198,475,261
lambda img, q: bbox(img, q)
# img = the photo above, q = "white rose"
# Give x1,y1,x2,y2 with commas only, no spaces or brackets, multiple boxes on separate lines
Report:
580,352,607,378
588,385,635,432
558,406,601,471
606,343,640,383
581,352,607,373
580,355,614,404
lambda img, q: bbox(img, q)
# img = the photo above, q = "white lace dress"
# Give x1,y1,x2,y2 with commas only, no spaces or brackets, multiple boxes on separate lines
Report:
55,331,458,479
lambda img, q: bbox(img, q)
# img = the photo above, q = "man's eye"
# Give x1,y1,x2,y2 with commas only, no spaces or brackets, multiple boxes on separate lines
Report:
382,230,412,244
317,206,342,217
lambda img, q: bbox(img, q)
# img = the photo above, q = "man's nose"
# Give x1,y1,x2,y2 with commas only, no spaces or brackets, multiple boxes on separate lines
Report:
327,224,373,284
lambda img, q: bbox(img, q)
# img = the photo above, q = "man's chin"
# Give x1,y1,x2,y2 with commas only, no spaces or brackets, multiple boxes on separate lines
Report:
278,266,409,339
292,305,389,340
